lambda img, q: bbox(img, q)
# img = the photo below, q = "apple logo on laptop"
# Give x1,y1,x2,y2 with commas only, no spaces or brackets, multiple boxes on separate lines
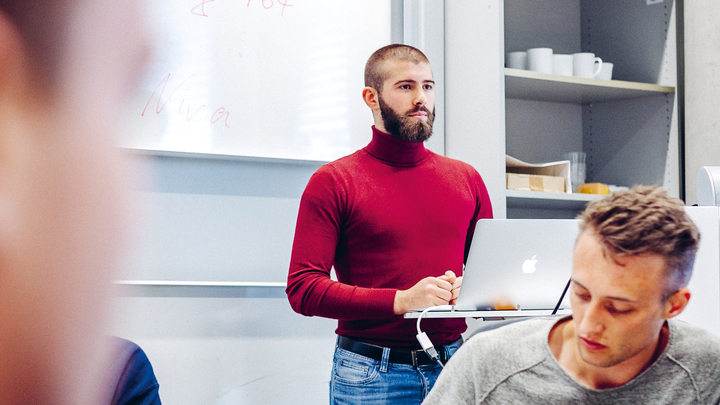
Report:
522,255,538,274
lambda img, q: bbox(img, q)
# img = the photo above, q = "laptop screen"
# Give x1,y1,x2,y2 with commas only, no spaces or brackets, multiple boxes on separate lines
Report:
454,219,580,311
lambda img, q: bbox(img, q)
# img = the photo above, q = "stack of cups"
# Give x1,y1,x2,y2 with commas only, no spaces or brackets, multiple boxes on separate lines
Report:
506,48,614,80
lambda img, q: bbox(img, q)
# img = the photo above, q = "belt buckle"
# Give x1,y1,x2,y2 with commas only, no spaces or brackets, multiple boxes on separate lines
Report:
411,350,419,367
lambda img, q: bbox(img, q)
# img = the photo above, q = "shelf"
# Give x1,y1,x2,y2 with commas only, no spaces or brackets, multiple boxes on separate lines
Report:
112,280,287,298
506,190,601,210
123,148,328,166
504,68,675,104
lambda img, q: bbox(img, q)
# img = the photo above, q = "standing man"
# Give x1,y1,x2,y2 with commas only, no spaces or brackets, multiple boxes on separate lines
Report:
424,186,720,404
286,44,493,403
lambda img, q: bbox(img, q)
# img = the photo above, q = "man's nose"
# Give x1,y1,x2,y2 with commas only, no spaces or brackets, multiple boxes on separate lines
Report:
412,88,426,106
578,302,605,336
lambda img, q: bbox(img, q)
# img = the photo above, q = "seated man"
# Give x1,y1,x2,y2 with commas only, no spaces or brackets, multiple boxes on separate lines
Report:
424,186,720,404
107,337,162,405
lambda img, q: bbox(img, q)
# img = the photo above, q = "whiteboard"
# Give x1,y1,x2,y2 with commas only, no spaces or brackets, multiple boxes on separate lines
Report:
120,0,392,161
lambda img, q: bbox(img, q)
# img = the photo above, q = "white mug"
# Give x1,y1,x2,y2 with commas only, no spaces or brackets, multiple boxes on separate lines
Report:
597,62,614,80
552,54,573,76
527,48,553,74
506,51,527,70
573,52,603,78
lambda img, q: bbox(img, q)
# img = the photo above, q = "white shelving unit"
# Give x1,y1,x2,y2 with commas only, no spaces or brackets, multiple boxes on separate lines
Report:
445,0,679,219
508,0,677,219
504,64,676,213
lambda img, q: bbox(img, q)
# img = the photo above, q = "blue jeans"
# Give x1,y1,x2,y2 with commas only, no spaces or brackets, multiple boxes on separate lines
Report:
329,338,462,404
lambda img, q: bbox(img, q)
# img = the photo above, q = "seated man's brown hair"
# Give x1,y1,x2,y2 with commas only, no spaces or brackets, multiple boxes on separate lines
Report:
578,186,700,300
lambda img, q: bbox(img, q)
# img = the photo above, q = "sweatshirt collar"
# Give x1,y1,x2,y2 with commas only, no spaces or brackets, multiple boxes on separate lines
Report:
364,126,429,166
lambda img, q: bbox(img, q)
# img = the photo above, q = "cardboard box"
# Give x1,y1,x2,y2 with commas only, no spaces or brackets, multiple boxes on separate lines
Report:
506,173,567,193
506,155,571,193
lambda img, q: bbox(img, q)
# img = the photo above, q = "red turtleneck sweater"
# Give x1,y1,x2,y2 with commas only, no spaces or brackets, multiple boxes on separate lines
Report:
286,127,493,349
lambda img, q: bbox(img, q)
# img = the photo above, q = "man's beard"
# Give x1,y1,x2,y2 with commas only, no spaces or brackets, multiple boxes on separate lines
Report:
378,96,435,143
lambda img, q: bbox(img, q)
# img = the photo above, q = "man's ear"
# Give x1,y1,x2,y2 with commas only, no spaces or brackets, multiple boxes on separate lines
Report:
362,87,380,111
663,288,691,319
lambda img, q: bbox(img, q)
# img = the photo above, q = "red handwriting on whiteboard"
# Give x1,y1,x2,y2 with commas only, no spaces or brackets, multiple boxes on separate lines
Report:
191,0,214,17
142,74,230,128
190,0,292,17
247,0,293,17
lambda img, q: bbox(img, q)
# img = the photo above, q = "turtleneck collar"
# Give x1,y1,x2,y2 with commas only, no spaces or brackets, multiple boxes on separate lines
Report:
363,126,430,167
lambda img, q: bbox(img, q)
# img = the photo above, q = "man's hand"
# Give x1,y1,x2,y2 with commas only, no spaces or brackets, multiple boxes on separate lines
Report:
438,270,463,305
393,277,454,315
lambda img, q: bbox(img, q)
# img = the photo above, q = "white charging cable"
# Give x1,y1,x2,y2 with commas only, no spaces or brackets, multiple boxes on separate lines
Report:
416,306,451,368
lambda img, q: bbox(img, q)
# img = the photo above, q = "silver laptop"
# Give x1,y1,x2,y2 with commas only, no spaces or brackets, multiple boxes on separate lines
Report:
453,219,580,311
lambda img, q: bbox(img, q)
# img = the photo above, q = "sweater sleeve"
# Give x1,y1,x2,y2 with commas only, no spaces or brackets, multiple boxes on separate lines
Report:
285,165,397,320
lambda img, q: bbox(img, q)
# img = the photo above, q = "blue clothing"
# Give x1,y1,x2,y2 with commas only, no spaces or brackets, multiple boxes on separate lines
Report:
330,338,462,404
109,337,162,405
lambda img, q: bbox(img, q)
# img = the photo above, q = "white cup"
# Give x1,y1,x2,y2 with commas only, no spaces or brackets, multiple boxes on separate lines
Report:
597,62,614,80
552,54,573,76
506,51,528,70
573,52,603,78
527,48,553,74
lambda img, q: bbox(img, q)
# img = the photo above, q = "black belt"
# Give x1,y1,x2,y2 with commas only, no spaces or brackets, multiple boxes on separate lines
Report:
337,336,461,367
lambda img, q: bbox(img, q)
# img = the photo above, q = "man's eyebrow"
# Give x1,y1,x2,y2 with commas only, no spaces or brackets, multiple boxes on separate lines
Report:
605,295,638,303
393,79,436,86
571,279,637,303
570,278,586,290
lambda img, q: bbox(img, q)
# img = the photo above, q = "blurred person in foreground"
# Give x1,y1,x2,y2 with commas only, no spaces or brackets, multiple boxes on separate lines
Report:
424,186,720,404
0,0,147,403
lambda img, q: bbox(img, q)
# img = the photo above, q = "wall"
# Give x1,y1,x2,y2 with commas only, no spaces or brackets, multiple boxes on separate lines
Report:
444,0,507,219
684,1,720,204
111,154,339,404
